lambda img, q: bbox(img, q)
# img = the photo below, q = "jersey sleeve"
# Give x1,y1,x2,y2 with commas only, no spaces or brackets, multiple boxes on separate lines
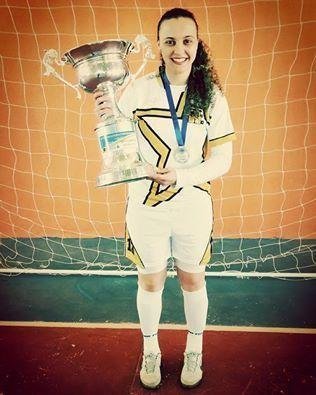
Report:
175,141,233,188
207,89,236,147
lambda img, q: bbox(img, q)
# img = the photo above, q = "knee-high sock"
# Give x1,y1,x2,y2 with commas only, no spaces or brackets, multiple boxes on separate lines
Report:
182,284,208,353
137,284,163,354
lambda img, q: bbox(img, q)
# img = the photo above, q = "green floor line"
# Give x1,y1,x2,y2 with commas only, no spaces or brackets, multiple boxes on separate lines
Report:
0,275,315,328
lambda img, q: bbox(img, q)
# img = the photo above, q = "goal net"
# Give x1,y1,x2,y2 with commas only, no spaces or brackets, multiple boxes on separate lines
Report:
0,1,315,278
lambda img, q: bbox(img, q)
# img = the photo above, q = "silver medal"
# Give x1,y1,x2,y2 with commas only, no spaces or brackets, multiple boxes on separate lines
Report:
174,146,189,163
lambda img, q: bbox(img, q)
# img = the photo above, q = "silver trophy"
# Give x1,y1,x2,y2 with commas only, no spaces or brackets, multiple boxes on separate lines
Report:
43,36,154,187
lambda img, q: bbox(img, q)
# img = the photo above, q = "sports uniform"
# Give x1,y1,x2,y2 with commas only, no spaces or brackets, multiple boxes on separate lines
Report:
118,72,235,274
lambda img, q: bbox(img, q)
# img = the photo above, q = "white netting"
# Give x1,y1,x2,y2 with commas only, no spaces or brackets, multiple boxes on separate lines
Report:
0,0,315,278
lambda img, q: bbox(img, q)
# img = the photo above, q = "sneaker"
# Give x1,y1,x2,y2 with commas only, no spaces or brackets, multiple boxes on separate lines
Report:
180,351,203,388
140,352,161,389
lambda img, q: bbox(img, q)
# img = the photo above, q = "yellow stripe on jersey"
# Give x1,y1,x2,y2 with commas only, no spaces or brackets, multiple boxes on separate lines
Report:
133,90,186,119
193,138,211,196
133,91,209,207
194,182,211,196
137,117,170,168
136,116,183,207
135,109,170,118
145,183,183,207
209,131,236,147
199,236,213,265
176,90,186,116
200,197,214,265
125,227,144,268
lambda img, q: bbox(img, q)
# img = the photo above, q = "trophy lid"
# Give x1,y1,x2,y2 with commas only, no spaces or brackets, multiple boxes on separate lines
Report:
62,40,134,65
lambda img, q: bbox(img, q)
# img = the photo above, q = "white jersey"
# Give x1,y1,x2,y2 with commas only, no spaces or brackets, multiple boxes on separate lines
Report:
119,72,235,207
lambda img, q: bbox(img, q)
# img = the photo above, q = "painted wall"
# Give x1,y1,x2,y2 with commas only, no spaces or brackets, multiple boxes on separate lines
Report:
0,0,315,240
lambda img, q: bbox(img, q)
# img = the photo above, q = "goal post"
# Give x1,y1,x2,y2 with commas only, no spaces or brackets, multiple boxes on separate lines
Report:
0,1,315,279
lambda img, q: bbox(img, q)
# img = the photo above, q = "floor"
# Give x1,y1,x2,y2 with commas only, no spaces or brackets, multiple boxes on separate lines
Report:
0,325,315,395
0,274,315,394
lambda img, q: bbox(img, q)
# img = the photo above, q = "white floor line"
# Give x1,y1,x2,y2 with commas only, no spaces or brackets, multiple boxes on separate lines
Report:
0,321,315,334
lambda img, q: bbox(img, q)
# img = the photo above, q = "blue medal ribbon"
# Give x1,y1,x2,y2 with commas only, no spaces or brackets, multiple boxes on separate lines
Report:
161,72,188,148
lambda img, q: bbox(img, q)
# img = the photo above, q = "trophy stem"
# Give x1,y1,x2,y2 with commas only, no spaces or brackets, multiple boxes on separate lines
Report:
97,82,121,121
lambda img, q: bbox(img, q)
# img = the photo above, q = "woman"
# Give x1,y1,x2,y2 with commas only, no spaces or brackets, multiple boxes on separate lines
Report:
95,8,235,389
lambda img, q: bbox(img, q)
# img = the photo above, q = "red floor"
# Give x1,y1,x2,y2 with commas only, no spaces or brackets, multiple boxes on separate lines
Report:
0,326,315,394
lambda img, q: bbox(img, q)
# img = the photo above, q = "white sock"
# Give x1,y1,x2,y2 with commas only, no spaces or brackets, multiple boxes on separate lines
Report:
182,284,208,353
137,284,163,354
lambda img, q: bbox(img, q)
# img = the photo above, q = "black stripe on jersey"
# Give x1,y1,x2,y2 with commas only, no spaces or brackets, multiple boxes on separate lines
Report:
133,91,187,207
137,116,172,167
146,183,183,207
199,235,213,265
133,108,170,118
133,90,186,119
209,131,236,146
136,115,183,207
193,182,211,196
199,196,214,265
193,144,211,196
175,91,186,115
125,226,144,268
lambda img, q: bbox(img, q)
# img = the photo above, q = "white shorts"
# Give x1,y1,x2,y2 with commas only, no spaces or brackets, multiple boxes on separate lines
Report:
125,189,213,274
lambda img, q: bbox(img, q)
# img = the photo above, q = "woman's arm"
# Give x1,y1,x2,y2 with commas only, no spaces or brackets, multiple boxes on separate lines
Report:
151,141,232,187
175,141,232,187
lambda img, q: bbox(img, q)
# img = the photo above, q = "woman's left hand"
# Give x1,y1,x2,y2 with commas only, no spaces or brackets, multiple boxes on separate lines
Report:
148,167,177,187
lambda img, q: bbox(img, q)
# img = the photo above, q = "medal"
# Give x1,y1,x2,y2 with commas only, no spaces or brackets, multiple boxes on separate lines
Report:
161,71,189,164
174,146,189,163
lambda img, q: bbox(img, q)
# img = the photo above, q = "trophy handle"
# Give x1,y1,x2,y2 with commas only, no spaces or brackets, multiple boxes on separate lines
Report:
42,49,82,99
125,34,155,86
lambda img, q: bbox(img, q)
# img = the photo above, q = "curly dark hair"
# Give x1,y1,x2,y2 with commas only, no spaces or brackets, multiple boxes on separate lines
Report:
157,8,222,118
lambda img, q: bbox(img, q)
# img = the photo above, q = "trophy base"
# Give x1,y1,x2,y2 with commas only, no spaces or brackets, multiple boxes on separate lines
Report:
97,163,148,187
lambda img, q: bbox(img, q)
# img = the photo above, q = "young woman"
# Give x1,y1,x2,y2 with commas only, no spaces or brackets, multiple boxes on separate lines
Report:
95,8,235,389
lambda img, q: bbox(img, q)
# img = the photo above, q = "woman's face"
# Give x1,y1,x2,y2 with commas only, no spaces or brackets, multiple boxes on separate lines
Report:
158,17,198,83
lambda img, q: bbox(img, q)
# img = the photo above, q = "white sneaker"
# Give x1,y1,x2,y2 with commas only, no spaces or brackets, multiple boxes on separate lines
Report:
180,351,203,388
140,352,161,389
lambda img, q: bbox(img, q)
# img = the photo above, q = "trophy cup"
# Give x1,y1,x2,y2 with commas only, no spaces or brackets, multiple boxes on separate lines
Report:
43,36,154,187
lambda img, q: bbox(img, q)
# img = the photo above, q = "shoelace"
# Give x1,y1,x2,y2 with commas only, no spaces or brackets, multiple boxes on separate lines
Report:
143,353,160,374
184,352,201,373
